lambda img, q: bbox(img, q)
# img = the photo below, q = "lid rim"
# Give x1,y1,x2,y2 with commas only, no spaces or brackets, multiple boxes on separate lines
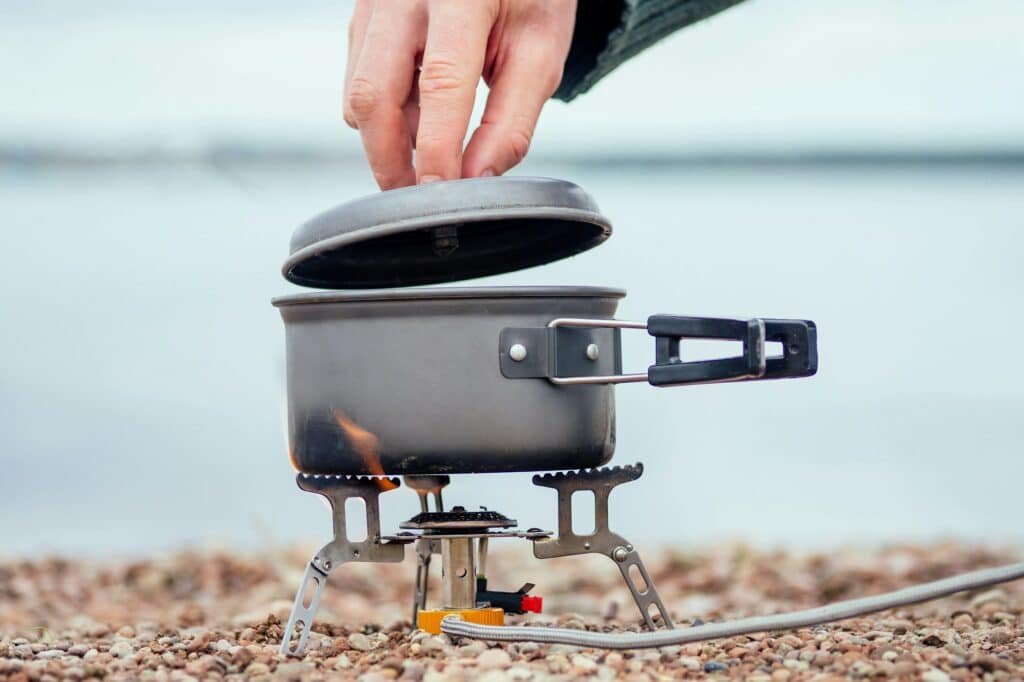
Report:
272,285,627,307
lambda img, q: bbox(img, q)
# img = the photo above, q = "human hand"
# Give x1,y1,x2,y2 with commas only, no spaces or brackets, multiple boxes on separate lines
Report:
343,0,577,190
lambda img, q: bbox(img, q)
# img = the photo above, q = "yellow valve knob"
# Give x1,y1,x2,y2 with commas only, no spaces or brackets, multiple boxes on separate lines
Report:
416,607,504,634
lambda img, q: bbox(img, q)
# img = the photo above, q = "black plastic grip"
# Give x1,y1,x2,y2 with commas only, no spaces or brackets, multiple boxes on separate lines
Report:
646,315,766,387
763,319,818,379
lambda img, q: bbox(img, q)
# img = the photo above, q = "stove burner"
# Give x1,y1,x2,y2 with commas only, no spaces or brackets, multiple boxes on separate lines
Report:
400,506,517,531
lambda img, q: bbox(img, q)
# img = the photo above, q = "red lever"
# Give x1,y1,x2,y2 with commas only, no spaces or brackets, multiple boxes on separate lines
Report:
520,595,543,613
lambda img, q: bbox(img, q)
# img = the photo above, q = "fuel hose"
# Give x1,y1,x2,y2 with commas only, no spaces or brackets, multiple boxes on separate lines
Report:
441,560,1024,649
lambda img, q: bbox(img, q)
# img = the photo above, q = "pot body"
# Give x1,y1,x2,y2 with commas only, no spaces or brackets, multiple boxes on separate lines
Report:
274,286,625,475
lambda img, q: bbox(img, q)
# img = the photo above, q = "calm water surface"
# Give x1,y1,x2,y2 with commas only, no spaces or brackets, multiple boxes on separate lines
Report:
2,162,1022,556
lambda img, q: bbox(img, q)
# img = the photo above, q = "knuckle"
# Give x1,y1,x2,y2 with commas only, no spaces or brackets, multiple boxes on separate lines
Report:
343,107,358,129
506,128,532,165
418,57,467,96
347,77,384,119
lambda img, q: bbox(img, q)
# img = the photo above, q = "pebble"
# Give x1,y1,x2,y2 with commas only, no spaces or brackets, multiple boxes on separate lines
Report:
458,641,486,655
108,641,134,659
680,656,702,671
570,653,597,672
546,643,580,655
989,627,1013,644
546,654,569,673
348,632,374,651
704,660,727,672
921,669,951,682
477,648,512,669
971,589,1008,608
276,660,316,678
476,671,513,682
418,636,446,653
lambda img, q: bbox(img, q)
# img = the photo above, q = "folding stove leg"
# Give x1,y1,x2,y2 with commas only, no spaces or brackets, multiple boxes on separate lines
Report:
404,475,448,624
531,463,673,630
280,474,405,656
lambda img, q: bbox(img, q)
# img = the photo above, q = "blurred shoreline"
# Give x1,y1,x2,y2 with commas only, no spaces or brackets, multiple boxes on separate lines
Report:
4,144,1024,171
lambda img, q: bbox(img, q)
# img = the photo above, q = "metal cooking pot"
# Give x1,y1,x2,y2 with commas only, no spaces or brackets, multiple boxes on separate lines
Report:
274,178,818,476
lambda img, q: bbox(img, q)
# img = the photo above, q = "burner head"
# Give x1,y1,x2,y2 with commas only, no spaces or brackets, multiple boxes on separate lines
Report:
400,506,517,531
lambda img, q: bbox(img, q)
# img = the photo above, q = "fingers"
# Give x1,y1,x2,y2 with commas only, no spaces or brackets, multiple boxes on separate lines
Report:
347,3,425,189
414,1,497,183
461,39,563,178
343,0,372,129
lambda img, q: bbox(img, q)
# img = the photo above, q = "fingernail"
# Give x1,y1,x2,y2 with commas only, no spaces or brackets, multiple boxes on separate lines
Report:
420,174,442,184
480,168,495,177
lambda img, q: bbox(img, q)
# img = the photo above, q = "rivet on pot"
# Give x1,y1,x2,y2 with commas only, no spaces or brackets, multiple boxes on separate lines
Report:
585,343,600,361
509,344,528,362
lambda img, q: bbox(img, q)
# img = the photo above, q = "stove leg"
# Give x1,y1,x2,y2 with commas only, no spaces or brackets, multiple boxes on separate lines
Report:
531,463,673,630
403,475,448,625
412,539,437,625
280,474,405,656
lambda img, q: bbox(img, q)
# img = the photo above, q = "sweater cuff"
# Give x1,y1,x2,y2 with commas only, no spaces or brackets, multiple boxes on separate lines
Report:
554,0,745,102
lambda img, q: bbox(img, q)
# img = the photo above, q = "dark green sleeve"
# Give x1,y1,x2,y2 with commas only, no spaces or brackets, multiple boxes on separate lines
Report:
555,0,746,101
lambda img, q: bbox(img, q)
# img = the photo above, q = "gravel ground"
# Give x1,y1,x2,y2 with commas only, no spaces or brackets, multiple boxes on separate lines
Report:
1,543,1022,680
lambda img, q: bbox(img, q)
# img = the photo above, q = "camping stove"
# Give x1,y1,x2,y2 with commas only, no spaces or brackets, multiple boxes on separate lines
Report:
280,463,672,655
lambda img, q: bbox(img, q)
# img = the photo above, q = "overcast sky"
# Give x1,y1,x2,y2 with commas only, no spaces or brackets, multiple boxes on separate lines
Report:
1,0,1022,152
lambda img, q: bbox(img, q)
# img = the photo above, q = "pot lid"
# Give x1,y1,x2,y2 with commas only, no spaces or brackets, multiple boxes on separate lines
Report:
283,176,611,289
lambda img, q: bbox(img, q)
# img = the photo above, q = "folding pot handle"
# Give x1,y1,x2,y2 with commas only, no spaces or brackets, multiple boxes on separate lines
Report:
498,316,817,386
646,315,765,386
646,316,818,386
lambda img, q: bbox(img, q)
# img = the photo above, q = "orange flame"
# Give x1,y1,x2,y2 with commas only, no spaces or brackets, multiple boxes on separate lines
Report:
331,409,398,491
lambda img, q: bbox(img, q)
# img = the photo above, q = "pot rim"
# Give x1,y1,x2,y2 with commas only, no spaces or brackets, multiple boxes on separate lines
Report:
271,285,626,307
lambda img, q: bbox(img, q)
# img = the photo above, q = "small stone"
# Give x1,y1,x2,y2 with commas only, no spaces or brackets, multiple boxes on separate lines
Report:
546,654,569,673
988,627,1013,644
604,652,624,669
477,648,512,669
419,636,445,652
347,632,374,651
185,632,211,653
850,660,875,676
401,660,424,680
274,660,315,678
334,654,353,669
921,669,950,682
246,662,271,675
570,654,597,672
945,642,967,656
458,641,486,656
547,643,580,655
970,589,1007,608
680,656,701,671
109,641,134,659
476,671,513,682
116,626,136,638
704,660,727,672
82,649,99,660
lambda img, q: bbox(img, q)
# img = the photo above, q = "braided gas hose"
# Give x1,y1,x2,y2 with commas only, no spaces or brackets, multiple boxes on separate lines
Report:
441,560,1024,649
